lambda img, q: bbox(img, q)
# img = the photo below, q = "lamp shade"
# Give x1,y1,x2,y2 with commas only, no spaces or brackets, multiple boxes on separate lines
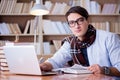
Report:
30,0,49,16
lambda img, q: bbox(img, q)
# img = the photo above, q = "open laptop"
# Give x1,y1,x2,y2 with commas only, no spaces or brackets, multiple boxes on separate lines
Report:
3,45,56,75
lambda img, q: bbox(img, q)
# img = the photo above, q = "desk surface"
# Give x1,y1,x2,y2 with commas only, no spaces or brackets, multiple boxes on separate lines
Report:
0,72,120,80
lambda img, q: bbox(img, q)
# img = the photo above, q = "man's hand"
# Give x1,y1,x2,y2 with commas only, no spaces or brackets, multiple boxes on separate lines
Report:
87,64,104,74
87,64,120,77
40,62,53,71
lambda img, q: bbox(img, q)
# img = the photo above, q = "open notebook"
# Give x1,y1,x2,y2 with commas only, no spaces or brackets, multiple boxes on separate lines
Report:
52,64,92,74
3,45,56,75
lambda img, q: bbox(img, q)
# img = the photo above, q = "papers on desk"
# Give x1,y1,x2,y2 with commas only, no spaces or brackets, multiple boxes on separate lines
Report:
52,64,92,74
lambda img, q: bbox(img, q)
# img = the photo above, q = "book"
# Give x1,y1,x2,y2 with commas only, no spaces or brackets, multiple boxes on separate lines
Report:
0,58,7,63
30,19,34,34
29,1,34,13
44,1,53,11
62,22,72,34
105,21,110,32
55,21,67,34
52,64,92,74
84,0,91,13
23,20,30,34
19,3,24,14
0,55,5,59
116,4,120,14
4,0,9,13
0,0,4,13
90,22,110,31
43,20,51,34
6,23,12,34
110,4,117,14
11,0,17,14
9,24,18,34
0,41,6,47
51,2,60,14
9,0,17,14
62,5,71,15
13,23,22,34
51,21,61,34
0,49,4,54
50,2,69,15
43,20,60,34
0,66,9,71
49,2,55,14
59,2,67,15
0,63,8,67
90,1,101,14
53,40,61,51
71,0,80,6
22,3,30,13
102,3,117,14
13,3,23,14
0,0,6,13
0,23,10,35
43,42,51,55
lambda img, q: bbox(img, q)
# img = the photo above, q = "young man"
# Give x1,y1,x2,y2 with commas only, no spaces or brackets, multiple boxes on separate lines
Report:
40,6,120,76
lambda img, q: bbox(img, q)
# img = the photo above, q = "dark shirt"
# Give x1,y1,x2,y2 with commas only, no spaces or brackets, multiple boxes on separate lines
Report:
81,48,89,66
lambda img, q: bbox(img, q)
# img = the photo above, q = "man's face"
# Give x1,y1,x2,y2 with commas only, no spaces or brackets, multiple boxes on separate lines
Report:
67,13,89,39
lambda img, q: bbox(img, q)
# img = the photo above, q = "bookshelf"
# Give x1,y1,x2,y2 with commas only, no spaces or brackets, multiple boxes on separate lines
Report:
0,0,120,58
42,0,120,58
0,0,43,55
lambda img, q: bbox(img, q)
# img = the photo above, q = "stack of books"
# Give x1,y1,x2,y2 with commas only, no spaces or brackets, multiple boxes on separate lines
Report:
0,0,34,14
43,20,72,35
0,46,9,71
0,23,21,35
44,0,120,15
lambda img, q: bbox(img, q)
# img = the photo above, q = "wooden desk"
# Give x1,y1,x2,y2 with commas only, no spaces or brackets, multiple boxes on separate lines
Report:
0,72,120,80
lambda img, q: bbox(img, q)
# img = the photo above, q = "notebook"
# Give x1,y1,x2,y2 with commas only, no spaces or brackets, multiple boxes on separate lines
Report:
3,45,56,75
52,64,92,74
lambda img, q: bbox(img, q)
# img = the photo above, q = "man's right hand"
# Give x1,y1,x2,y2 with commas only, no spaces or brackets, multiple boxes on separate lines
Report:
40,62,53,71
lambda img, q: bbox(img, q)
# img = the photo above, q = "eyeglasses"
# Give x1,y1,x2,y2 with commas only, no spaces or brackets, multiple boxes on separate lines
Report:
68,17,85,28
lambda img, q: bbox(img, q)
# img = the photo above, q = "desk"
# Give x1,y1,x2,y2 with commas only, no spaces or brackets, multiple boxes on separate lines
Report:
0,72,120,80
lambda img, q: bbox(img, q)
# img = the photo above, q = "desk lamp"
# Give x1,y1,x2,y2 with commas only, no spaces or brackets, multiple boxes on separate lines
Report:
30,0,49,16
30,0,49,54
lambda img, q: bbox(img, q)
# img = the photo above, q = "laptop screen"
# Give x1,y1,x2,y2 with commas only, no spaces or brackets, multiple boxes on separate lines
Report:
3,45,42,75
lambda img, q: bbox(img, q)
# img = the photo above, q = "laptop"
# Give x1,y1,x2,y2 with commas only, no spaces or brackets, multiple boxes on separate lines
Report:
3,45,56,75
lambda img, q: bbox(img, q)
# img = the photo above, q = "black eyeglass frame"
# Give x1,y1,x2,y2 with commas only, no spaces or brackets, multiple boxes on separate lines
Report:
68,17,86,28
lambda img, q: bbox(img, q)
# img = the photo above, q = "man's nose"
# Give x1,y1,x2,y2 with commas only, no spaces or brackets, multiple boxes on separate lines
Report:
74,22,80,28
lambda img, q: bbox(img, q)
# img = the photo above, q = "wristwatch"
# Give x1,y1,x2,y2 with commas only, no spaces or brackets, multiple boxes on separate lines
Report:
103,66,110,75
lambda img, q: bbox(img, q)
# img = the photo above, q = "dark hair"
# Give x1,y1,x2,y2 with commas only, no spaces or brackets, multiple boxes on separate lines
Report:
65,6,89,20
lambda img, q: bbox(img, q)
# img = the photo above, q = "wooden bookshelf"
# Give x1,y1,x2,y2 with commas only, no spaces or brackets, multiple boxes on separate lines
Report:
0,0,120,58
0,15,35,32
42,0,120,56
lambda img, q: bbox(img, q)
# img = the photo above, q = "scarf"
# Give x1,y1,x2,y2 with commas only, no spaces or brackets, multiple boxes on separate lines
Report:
62,24,96,66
